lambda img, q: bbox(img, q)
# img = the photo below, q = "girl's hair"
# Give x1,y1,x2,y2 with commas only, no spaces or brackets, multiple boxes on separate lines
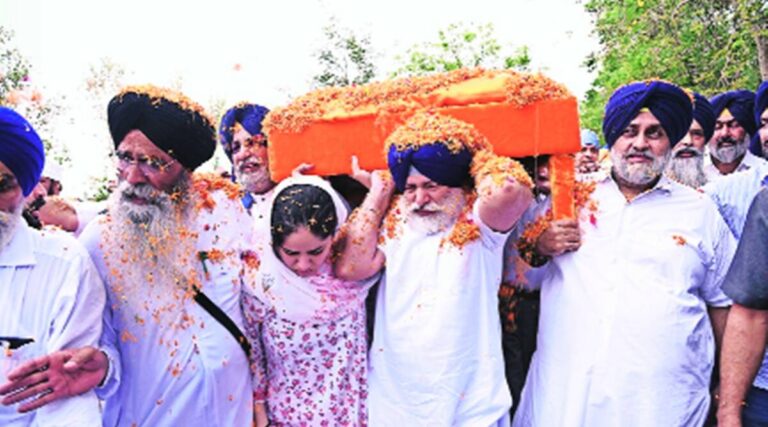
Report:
271,184,338,249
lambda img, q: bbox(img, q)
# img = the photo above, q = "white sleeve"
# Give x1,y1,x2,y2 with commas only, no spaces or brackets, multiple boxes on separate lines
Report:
36,245,106,426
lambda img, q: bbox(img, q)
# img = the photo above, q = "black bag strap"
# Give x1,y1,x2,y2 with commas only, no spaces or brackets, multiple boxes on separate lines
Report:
192,287,251,360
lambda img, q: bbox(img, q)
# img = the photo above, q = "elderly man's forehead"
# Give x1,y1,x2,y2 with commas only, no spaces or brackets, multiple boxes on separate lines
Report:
629,110,661,126
715,116,742,126
118,129,173,159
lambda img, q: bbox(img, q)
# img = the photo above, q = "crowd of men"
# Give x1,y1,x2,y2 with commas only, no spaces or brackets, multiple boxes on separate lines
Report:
0,77,767,427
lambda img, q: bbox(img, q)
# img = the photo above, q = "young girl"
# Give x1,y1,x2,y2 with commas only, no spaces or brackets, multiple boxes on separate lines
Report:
242,174,380,427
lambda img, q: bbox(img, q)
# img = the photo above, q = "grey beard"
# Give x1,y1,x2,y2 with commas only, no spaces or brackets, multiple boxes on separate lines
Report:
0,204,23,252
710,134,750,163
611,148,671,187
103,178,199,325
665,150,708,188
402,188,466,236
236,165,273,195
107,177,193,258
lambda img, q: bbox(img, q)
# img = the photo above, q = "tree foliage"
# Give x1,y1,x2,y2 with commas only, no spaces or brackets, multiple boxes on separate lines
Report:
312,19,376,88
0,26,67,164
581,0,768,134
392,22,531,77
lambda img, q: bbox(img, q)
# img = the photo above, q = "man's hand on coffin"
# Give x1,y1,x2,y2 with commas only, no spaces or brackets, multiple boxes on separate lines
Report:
535,219,581,257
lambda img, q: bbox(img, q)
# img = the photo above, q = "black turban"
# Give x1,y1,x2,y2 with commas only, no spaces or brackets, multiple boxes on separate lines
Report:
107,86,216,170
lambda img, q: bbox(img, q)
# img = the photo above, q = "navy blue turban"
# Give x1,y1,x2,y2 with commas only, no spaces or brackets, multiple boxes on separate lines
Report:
387,143,473,193
0,107,45,196
756,81,768,132
219,104,270,160
692,92,716,142
710,89,757,137
603,80,693,148
108,89,216,171
754,81,768,156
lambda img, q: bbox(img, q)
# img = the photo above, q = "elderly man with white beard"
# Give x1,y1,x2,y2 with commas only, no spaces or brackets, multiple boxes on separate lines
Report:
0,107,104,426
336,112,533,426
513,81,737,427
704,89,767,180
665,92,715,189
218,103,275,250
0,87,258,426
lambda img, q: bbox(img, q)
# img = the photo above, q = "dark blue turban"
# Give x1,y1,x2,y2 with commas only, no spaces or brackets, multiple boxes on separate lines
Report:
754,81,768,157
387,142,472,193
219,104,270,160
108,89,216,171
603,80,693,148
756,81,768,132
710,89,757,137
692,92,716,142
0,107,45,197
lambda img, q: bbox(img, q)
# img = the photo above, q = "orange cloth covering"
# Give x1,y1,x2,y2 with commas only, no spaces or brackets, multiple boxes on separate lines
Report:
264,68,581,217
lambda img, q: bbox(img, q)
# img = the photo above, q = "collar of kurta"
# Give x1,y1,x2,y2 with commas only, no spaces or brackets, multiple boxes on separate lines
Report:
604,172,675,199
0,220,36,267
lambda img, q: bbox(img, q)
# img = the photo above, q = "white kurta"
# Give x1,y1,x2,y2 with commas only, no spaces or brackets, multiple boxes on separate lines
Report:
368,201,512,426
247,188,275,254
513,176,736,427
0,222,105,427
80,191,255,427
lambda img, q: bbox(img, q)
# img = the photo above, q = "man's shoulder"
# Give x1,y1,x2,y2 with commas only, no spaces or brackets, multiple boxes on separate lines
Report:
31,225,92,264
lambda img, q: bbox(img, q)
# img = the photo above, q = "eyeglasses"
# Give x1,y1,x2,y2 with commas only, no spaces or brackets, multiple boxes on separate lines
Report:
115,151,177,175
0,174,19,194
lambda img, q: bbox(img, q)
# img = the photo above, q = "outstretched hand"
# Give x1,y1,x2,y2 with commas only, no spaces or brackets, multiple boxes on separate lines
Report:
0,346,108,413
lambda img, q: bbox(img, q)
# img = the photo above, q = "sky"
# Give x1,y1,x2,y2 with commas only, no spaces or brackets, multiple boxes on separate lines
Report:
0,0,599,197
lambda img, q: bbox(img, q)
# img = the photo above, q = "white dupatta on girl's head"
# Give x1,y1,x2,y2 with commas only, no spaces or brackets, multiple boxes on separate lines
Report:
250,175,376,325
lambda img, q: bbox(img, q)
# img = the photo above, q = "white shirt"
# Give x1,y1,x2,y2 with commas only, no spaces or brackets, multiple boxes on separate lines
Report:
513,176,736,427
703,162,768,240
80,191,255,427
704,150,768,181
368,201,512,426
0,222,104,427
248,188,275,254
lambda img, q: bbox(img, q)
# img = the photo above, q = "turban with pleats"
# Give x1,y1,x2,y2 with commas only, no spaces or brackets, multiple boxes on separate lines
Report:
0,107,45,196
710,89,757,137
108,86,216,171
602,80,693,148
692,92,716,143
219,103,270,160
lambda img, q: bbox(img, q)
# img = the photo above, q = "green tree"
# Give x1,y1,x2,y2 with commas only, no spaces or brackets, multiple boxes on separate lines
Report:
392,22,532,77
0,26,66,164
312,18,376,87
581,0,768,133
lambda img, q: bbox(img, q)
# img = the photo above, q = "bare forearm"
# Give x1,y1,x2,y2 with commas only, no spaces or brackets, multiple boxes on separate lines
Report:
718,304,768,422
709,306,730,354
334,185,390,280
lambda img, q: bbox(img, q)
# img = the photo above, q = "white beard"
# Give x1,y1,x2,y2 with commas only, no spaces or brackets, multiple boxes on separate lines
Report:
235,158,273,194
402,188,466,236
611,147,671,187
710,134,750,164
102,179,200,330
0,204,22,252
665,146,708,188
